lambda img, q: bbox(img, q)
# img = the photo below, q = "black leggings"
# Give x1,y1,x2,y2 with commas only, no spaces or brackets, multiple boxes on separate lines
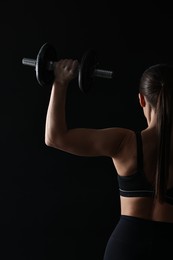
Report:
103,215,173,260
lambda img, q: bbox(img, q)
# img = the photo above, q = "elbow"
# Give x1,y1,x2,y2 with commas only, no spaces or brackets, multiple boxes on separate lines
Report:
45,130,57,148
45,135,55,148
45,132,67,150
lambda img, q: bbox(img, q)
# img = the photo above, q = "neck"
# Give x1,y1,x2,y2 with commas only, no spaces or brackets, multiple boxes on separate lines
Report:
146,109,157,128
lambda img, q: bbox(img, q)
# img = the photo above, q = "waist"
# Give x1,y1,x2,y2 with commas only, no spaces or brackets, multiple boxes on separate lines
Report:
120,196,173,223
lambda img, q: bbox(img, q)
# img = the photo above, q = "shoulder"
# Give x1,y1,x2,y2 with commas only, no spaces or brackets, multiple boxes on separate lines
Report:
107,127,136,157
113,127,136,140
119,128,137,147
95,127,140,158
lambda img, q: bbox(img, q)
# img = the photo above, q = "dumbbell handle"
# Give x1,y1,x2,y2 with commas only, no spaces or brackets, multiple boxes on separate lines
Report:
22,58,114,79
22,58,36,67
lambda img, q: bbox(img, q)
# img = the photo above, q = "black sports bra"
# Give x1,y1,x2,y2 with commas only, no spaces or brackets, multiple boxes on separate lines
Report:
117,131,173,204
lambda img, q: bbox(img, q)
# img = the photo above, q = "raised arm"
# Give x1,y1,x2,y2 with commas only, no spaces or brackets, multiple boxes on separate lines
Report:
45,58,128,158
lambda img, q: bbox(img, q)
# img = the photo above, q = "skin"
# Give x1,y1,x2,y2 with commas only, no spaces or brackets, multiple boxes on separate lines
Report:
45,59,173,223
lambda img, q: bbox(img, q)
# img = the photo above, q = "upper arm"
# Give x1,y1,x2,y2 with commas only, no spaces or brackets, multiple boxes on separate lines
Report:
48,127,131,158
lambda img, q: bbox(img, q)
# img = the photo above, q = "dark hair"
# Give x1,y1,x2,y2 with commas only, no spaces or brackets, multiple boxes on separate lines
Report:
139,64,173,202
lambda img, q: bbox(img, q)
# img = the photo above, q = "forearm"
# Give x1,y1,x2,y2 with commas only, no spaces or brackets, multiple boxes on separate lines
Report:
45,82,68,147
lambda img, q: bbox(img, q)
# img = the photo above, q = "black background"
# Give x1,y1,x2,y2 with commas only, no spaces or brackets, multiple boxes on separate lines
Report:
1,1,173,259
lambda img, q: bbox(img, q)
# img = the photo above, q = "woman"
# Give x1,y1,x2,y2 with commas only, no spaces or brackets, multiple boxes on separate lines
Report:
45,59,173,259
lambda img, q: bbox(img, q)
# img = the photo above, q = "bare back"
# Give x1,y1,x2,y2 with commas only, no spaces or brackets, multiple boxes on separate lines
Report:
112,128,173,223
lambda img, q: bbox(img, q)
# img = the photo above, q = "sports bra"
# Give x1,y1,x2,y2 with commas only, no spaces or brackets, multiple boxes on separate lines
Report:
117,131,173,204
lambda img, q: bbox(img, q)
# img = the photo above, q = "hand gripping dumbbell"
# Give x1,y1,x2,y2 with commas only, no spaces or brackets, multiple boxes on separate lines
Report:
22,42,114,94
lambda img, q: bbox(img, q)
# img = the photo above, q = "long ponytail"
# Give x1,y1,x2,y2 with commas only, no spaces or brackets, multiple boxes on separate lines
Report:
156,80,173,202
139,64,173,202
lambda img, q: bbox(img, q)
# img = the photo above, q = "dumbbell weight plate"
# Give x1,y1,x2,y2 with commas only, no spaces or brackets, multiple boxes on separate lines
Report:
78,49,98,94
36,42,57,87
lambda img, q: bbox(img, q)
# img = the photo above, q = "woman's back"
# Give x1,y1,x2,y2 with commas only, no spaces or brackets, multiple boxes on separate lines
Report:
112,128,173,222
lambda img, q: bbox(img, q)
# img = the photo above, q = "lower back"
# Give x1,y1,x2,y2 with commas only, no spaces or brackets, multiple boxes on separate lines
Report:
120,196,173,223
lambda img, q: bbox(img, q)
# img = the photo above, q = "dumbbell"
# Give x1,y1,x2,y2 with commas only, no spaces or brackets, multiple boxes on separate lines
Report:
22,42,114,94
